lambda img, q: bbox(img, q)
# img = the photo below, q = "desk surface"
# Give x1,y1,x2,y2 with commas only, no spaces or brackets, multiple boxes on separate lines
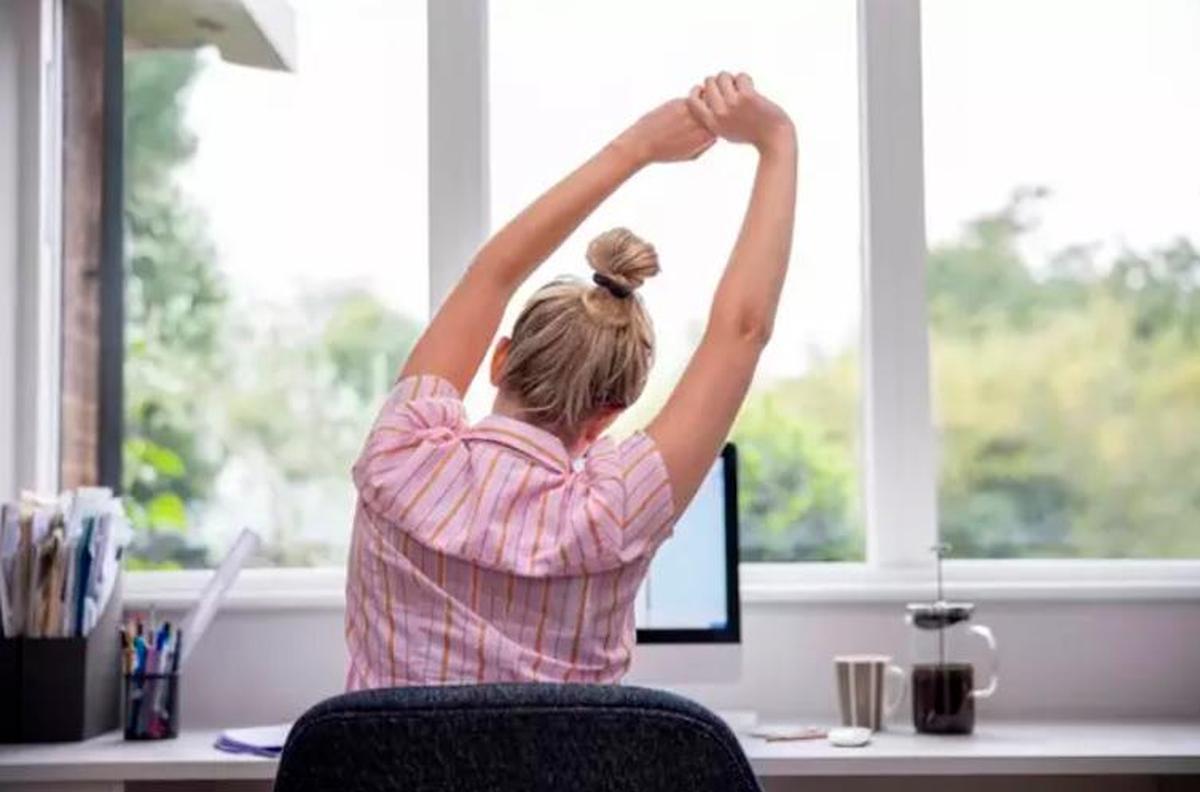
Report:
747,720,1200,776
0,721,1197,781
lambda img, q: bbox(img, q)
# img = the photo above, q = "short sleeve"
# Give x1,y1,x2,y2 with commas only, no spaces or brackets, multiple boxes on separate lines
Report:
352,374,466,524
580,431,676,563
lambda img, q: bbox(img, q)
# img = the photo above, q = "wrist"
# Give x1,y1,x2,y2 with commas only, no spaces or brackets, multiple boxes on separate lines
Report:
754,120,797,157
609,130,653,171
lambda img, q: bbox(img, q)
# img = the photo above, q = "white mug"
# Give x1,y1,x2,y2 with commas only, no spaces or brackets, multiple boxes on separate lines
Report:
834,654,907,731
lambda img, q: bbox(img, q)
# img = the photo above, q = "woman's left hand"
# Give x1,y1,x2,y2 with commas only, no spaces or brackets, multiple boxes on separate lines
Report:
615,98,717,165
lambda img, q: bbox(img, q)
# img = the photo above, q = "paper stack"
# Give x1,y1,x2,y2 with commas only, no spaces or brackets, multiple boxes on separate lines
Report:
214,723,293,758
0,487,131,639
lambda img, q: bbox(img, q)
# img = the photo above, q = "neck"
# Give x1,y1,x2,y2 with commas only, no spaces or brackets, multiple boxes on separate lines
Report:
491,392,584,456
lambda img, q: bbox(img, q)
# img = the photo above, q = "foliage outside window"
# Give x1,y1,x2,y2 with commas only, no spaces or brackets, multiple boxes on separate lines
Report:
924,0,1200,558
123,0,427,568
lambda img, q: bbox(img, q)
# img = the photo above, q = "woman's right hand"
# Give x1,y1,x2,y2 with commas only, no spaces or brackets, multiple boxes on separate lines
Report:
687,72,793,153
615,98,717,166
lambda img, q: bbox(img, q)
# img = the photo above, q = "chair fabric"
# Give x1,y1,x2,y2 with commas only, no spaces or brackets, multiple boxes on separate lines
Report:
274,683,762,792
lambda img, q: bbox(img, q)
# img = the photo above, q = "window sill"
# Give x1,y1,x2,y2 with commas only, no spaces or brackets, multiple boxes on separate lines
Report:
122,560,1200,612
741,560,1200,603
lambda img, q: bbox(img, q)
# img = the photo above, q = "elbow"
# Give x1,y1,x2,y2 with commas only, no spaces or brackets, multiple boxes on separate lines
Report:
738,315,774,347
712,307,775,348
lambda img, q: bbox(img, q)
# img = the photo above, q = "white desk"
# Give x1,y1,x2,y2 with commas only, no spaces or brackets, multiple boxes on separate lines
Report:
0,721,1197,789
0,730,273,791
746,720,1200,777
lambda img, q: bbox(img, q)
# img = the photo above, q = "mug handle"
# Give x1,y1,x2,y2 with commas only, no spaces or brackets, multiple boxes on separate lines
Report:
883,663,907,719
968,624,1000,699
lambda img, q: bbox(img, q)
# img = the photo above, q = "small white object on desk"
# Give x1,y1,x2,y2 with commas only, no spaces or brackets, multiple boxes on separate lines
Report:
214,723,293,757
746,724,826,742
827,726,873,747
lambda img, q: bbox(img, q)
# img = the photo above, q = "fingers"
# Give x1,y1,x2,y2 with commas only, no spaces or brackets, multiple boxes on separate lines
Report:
703,75,727,115
716,71,738,106
687,84,718,133
690,71,755,144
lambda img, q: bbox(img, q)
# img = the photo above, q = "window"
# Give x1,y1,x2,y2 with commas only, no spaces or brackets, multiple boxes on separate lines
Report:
486,0,864,562
923,0,1200,558
100,0,1200,584
122,0,427,568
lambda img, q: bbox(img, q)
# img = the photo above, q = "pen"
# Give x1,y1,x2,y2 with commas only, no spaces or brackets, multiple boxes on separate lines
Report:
171,630,182,673
119,626,132,674
150,625,173,730
133,634,147,675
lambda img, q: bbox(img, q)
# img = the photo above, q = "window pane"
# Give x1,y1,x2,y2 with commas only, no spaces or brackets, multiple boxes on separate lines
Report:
923,0,1200,558
487,0,863,561
123,0,427,568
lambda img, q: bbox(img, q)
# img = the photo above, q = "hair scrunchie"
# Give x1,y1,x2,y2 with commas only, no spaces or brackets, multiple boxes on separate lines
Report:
592,272,632,299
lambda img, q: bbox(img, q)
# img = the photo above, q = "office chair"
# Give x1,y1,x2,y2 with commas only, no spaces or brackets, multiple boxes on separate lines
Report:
274,683,762,792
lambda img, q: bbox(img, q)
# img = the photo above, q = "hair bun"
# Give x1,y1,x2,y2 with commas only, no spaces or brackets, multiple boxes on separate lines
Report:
586,228,659,294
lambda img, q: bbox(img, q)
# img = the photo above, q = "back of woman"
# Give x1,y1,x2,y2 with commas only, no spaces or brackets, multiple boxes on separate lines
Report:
346,72,797,689
345,244,674,685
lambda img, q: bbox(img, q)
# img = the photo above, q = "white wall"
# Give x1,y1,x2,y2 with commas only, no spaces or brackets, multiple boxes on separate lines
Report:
0,2,20,499
161,597,1200,730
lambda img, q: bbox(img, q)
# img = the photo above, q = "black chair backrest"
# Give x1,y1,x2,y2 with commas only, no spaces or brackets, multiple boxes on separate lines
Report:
275,683,762,792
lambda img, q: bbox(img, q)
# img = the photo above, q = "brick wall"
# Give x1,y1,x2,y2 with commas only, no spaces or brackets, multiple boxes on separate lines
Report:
59,0,107,490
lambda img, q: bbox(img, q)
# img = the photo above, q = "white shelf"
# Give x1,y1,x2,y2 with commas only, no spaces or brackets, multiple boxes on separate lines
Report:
0,721,1196,782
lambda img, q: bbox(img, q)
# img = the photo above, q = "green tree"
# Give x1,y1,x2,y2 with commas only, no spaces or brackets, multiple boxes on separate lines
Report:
123,52,425,569
731,187,1198,562
930,190,1200,558
123,52,228,568
217,290,420,566
732,352,862,562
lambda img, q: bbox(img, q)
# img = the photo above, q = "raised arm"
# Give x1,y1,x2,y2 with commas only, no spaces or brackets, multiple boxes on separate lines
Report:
400,100,715,394
647,73,798,509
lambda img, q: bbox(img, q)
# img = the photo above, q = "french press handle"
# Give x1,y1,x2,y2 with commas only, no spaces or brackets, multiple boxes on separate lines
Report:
967,624,999,699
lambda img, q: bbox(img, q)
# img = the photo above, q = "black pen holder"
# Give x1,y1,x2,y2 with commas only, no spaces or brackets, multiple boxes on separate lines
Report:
123,672,180,740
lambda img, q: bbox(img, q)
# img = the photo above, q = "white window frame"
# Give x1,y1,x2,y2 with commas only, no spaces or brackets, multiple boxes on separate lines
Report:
2,0,63,502
110,0,1200,607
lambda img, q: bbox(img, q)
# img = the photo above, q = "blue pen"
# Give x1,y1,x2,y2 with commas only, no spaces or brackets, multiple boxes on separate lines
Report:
134,634,147,675
155,624,169,670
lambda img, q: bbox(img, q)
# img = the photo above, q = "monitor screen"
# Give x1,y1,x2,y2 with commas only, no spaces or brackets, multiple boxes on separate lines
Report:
635,444,739,643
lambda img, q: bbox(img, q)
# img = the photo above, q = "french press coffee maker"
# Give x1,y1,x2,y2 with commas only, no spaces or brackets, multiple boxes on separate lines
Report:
906,544,999,734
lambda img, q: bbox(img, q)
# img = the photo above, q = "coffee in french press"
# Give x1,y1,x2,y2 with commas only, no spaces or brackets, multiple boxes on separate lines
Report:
905,544,999,735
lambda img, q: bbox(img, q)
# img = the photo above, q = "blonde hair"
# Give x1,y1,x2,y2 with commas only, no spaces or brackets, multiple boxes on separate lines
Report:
499,227,659,440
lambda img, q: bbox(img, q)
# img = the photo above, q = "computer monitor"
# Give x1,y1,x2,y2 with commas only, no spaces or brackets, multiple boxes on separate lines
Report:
627,443,741,684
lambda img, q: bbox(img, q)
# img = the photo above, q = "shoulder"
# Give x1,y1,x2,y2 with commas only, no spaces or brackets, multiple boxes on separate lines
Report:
582,431,671,488
351,374,468,518
576,431,676,561
376,374,465,435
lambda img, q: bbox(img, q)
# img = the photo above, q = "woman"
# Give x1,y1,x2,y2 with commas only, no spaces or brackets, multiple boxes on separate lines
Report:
346,72,796,688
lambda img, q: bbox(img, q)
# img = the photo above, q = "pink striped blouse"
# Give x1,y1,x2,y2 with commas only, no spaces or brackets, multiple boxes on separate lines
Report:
345,374,676,690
